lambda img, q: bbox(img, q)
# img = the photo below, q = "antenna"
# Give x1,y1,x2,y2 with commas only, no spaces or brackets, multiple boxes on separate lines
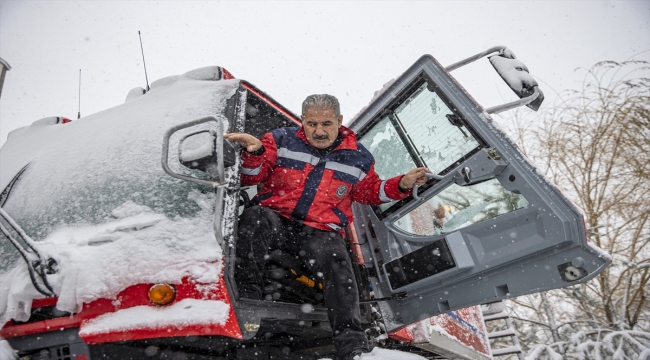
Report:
138,31,150,92
77,69,81,119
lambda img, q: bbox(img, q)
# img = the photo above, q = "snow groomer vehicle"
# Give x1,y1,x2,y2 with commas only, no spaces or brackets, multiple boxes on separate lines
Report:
1,46,611,359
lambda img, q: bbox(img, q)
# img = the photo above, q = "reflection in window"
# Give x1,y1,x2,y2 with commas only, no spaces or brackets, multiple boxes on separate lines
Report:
358,81,483,214
359,116,416,180
394,83,479,174
394,178,528,236
358,117,417,212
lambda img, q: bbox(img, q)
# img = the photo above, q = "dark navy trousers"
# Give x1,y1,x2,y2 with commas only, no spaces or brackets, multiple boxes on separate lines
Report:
235,206,369,357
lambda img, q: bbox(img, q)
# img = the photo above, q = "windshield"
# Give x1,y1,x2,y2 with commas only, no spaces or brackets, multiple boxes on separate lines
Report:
0,235,19,275
0,79,239,240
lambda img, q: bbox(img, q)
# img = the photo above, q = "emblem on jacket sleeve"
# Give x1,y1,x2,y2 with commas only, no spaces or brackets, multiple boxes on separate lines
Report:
336,185,348,198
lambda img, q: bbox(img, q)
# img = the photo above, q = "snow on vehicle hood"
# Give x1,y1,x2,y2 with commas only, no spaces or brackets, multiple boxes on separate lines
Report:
1,196,223,322
0,67,238,323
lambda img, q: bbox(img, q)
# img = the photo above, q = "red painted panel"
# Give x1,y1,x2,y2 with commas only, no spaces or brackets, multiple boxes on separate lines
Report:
32,297,58,308
1,315,84,338
431,312,490,355
2,262,242,342
388,327,414,342
221,68,235,80
388,306,490,356
346,223,365,264
80,273,242,343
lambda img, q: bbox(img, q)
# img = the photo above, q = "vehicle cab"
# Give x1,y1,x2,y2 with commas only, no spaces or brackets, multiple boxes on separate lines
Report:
1,48,611,359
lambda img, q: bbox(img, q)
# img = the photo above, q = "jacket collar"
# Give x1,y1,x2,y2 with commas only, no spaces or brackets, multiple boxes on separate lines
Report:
297,125,358,152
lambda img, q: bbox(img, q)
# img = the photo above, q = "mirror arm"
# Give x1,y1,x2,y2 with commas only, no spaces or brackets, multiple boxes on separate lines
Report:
215,125,225,184
213,187,225,246
161,116,227,188
161,116,230,248
445,45,508,72
485,87,541,115
445,46,544,113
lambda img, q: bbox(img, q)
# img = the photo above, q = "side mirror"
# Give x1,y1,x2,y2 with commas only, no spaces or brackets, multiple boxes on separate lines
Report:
445,46,544,114
488,49,544,111
161,116,235,247
161,116,233,187
179,130,236,179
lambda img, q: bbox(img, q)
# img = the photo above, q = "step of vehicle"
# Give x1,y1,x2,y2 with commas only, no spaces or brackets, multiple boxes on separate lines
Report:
481,301,506,316
488,328,517,339
482,310,510,322
491,345,523,356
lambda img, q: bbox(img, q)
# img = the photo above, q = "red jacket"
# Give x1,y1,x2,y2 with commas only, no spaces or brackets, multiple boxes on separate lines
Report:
240,126,411,232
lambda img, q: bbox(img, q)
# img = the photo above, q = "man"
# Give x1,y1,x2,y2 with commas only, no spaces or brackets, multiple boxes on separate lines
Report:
224,94,429,360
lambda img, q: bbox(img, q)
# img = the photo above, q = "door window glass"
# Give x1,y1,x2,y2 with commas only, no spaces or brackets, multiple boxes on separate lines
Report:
358,116,417,212
358,80,483,214
394,83,480,175
394,178,529,236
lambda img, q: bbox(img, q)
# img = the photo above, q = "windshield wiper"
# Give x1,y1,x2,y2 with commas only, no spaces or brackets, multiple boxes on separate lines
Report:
0,164,29,207
0,207,58,297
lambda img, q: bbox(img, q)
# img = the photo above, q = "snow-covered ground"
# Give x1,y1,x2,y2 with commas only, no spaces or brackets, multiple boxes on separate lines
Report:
319,347,428,360
0,341,434,360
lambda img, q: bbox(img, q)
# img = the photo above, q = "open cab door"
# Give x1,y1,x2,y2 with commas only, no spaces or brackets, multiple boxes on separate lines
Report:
348,50,611,332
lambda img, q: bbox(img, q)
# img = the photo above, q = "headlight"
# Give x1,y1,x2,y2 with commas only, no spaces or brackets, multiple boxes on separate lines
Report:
148,284,176,306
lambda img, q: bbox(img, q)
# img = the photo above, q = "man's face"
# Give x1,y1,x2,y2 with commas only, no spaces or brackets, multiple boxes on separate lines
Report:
301,107,343,149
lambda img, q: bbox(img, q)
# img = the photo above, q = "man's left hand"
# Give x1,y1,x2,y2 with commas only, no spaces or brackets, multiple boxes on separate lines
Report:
399,167,432,190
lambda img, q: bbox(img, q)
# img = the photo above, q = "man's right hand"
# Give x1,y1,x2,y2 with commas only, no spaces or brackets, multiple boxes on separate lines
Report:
399,167,432,190
224,133,263,153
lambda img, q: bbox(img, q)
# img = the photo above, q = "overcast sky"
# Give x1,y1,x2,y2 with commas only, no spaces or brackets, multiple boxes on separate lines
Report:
1,0,648,146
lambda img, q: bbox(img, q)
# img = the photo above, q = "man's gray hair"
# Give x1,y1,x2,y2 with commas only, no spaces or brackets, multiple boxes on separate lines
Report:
302,94,341,117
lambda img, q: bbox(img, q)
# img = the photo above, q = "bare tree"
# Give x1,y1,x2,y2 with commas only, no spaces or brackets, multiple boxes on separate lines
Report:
499,60,650,359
